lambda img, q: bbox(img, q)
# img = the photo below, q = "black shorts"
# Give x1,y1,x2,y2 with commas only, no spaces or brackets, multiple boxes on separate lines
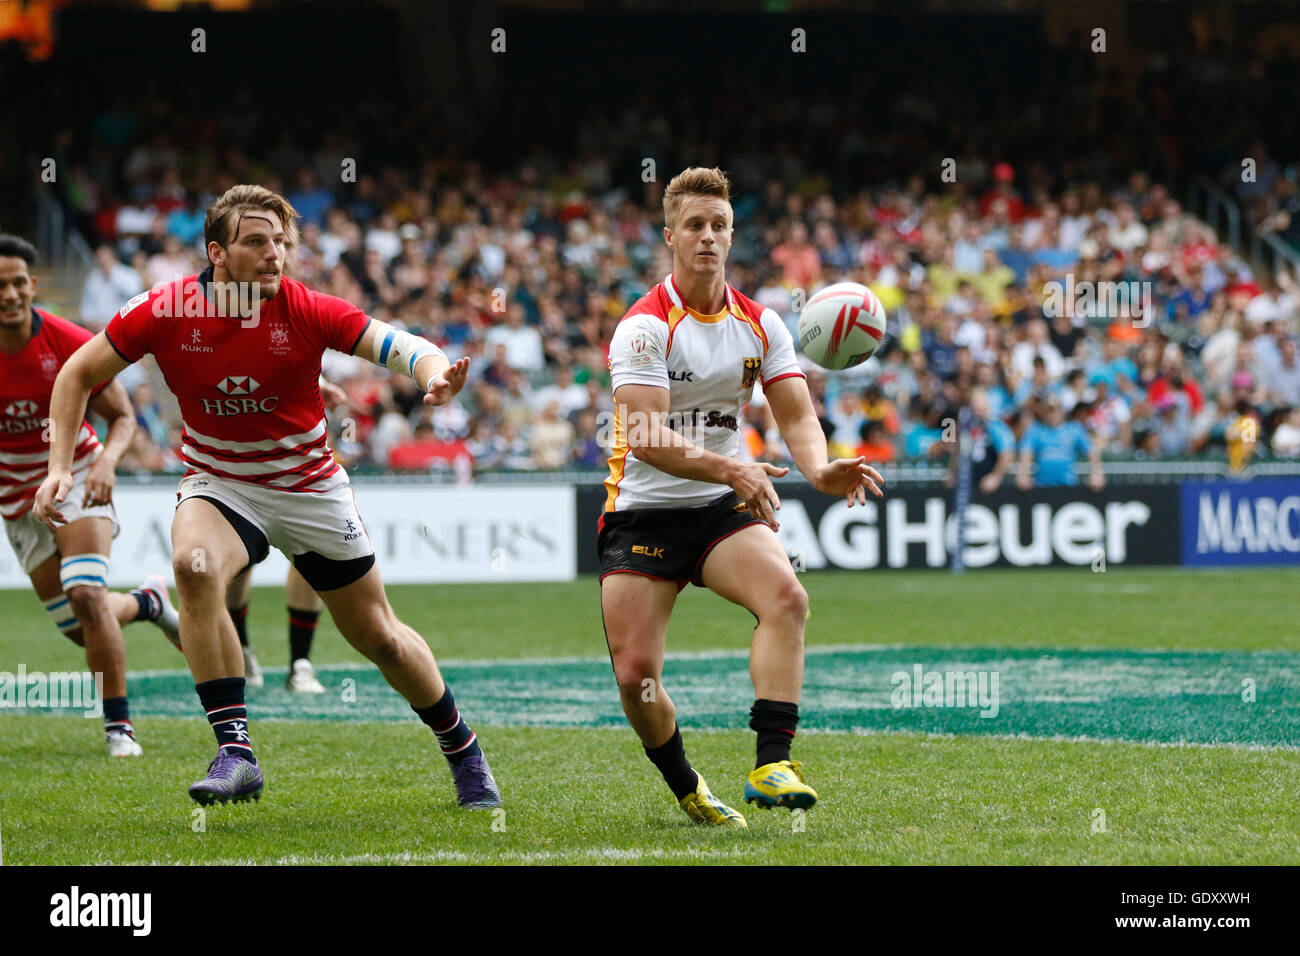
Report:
597,491,765,589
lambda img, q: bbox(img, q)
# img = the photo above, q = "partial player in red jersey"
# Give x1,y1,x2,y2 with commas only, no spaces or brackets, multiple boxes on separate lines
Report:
0,235,180,757
34,187,500,808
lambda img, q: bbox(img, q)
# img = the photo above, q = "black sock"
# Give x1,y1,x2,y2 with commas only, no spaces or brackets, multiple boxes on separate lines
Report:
230,605,249,647
412,686,483,765
196,677,255,762
750,699,799,768
103,695,134,739
129,589,159,622
644,725,698,801
288,607,319,662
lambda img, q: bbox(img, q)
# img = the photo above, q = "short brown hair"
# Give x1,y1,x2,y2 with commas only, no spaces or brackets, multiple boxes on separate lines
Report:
204,184,300,264
663,167,731,229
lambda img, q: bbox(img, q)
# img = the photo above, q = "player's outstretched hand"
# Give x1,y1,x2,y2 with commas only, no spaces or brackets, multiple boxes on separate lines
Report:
813,457,885,507
33,471,73,531
83,457,117,508
730,461,788,532
423,357,471,407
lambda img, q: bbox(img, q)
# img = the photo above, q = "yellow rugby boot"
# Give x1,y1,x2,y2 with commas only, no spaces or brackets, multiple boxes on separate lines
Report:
745,759,817,810
679,773,747,828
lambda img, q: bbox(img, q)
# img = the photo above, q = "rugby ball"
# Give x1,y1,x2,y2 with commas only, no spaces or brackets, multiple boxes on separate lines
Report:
796,282,887,370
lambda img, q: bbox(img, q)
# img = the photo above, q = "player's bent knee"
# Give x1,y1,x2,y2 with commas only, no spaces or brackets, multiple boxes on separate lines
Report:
769,579,809,624
172,549,226,594
64,583,110,624
612,652,661,698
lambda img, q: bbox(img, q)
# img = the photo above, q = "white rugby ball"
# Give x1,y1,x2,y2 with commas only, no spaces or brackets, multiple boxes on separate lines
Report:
796,282,887,370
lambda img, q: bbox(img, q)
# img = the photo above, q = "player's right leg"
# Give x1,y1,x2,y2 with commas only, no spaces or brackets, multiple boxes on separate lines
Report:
600,572,745,828
172,496,265,805
224,566,262,688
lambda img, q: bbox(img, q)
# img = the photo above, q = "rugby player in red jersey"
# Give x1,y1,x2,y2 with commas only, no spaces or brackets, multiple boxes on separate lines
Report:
600,169,883,826
0,234,180,756
35,188,499,808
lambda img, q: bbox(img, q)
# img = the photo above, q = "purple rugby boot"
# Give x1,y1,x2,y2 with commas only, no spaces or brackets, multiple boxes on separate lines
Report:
188,750,264,805
451,754,501,809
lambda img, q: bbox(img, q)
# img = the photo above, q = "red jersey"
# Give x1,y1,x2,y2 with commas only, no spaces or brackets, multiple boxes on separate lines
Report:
105,270,369,493
0,310,106,520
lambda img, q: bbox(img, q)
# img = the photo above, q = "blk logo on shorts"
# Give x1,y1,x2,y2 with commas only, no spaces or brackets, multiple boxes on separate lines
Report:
631,545,665,558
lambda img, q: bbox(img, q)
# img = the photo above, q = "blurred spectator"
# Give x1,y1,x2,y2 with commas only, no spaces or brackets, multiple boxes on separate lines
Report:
1017,395,1104,490
855,421,896,464
389,422,473,481
529,401,576,470
485,302,545,372
80,245,144,328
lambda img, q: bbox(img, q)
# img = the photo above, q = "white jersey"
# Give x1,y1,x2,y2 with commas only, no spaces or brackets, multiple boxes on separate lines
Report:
604,274,804,510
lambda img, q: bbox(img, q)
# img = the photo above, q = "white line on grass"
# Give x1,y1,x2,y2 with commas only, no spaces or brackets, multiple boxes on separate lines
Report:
110,846,759,866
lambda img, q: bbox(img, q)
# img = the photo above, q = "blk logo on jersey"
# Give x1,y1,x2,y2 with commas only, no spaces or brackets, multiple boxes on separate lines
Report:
741,357,762,388
667,370,695,382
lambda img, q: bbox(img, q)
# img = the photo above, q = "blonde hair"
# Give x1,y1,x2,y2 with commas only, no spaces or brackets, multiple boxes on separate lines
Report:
663,167,731,229
204,185,300,263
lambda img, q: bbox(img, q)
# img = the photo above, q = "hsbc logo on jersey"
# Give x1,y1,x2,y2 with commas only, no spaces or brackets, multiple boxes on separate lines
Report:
1,398,43,433
217,376,260,395
202,376,278,416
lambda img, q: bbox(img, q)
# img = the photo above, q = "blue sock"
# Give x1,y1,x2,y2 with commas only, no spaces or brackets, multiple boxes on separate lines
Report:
196,677,255,762
412,686,482,766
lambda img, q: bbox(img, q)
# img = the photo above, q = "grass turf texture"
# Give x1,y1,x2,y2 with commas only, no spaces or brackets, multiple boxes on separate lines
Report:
2,568,1298,864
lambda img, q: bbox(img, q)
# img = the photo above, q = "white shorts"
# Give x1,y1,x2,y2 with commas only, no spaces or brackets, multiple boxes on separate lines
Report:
3,472,120,576
175,472,374,566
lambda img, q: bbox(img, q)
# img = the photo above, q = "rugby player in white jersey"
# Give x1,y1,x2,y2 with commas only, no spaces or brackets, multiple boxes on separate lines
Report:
600,168,883,826
35,186,499,808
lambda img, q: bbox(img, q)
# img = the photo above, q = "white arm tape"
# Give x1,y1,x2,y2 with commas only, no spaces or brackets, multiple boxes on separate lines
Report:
368,320,446,387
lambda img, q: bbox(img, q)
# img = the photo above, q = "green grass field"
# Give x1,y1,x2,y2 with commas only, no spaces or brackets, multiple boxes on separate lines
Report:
2,567,1299,865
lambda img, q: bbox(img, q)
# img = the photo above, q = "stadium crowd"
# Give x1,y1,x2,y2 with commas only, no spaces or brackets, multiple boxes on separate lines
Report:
42,51,1300,484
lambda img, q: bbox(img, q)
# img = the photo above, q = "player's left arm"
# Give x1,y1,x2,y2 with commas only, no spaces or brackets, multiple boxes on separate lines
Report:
82,378,136,507
351,319,469,407
765,376,884,507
